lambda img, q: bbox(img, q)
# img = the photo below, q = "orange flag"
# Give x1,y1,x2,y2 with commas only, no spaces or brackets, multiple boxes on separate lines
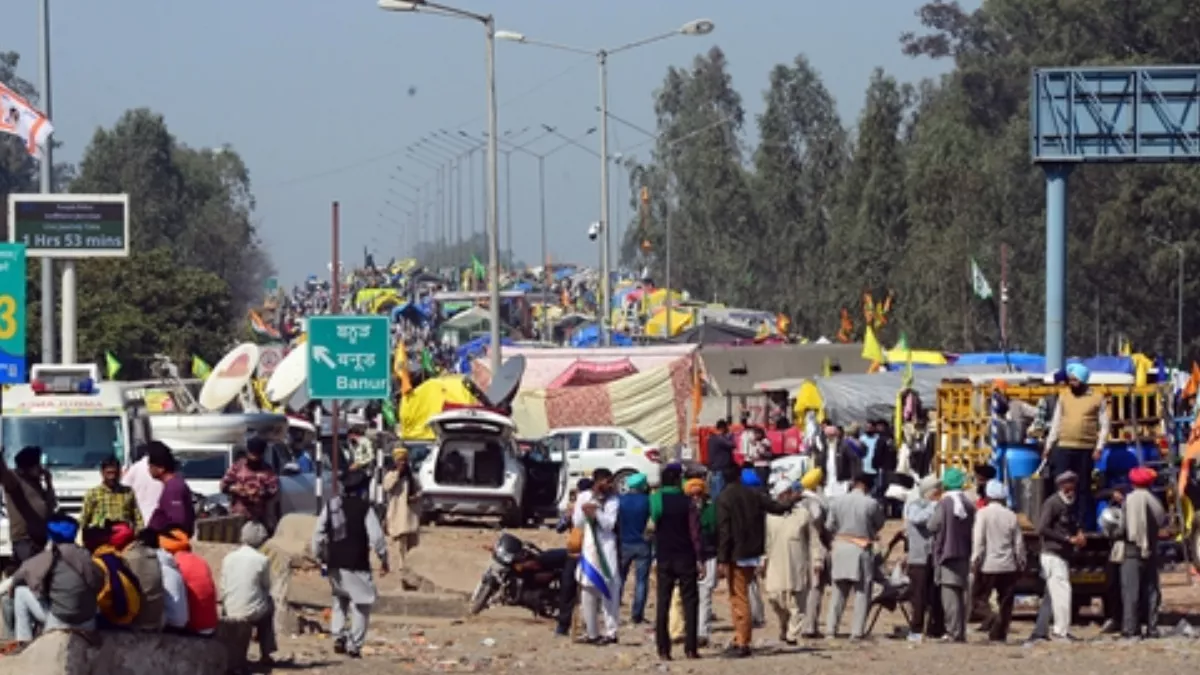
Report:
1184,362,1200,400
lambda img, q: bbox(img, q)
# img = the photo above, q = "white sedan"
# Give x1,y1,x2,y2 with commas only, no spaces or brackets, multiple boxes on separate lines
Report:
544,426,664,492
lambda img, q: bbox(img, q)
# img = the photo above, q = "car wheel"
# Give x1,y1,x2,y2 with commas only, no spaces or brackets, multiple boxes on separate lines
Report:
500,506,523,529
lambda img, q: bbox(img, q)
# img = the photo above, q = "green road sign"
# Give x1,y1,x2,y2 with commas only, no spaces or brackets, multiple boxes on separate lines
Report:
0,243,27,383
7,194,130,258
306,315,391,400
264,276,278,292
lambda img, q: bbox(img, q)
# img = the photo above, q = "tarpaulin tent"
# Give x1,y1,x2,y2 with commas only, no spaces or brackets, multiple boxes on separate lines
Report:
951,352,1135,375
399,375,478,441
779,365,1001,426
570,323,633,348
644,306,693,337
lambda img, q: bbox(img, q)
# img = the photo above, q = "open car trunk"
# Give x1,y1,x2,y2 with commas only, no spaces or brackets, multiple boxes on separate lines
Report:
428,409,517,489
433,437,508,488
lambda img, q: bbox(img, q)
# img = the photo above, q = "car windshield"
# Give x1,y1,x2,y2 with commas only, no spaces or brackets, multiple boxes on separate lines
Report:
627,429,650,445
177,451,231,480
1,415,126,469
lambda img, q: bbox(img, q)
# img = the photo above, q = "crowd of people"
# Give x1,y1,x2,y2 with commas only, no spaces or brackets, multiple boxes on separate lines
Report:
552,448,1168,660
0,443,273,669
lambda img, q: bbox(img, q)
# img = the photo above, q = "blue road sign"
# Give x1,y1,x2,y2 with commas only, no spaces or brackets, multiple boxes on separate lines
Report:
306,315,391,400
0,244,26,384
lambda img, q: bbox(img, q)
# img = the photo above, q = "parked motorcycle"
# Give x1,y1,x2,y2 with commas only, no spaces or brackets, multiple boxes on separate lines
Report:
468,533,567,618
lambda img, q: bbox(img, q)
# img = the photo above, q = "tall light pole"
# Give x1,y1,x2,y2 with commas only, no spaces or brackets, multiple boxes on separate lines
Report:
38,0,56,363
493,125,597,340
497,19,715,347
404,153,446,266
1149,234,1186,367
456,128,534,268
379,0,501,374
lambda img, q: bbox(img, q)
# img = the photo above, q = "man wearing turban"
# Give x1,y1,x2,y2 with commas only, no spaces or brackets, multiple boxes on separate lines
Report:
684,477,718,646
1043,362,1109,525
383,446,421,573
969,480,1025,642
0,514,104,644
1119,466,1166,638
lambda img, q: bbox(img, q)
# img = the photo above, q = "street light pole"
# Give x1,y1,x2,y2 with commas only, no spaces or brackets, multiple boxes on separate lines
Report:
38,0,56,363
597,51,611,346
538,155,548,339
495,19,714,348
484,16,502,374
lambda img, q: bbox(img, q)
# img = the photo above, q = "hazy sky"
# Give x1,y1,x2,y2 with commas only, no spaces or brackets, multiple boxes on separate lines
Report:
5,0,979,285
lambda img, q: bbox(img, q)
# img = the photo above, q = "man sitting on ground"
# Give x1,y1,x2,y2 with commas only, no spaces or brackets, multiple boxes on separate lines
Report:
86,523,144,630
160,527,219,635
0,513,104,644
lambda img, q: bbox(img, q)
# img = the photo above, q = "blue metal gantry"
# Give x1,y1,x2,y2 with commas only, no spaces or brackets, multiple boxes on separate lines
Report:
1030,66,1200,370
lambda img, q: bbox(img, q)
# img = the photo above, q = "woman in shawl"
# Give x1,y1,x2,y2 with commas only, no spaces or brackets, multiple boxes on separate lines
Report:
383,446,421,572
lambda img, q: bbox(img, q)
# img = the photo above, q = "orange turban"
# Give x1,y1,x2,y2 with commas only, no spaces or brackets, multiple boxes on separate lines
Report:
684,478,707,497
159,530,191,554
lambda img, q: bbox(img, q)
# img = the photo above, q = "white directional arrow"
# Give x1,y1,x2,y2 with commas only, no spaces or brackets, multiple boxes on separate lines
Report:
312,345,337,369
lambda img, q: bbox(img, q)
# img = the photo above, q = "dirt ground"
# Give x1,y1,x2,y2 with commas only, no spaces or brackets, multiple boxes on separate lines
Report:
269,520,1200,674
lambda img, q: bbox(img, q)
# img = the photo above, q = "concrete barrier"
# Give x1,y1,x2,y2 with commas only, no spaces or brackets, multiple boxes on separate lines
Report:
0,630,226,675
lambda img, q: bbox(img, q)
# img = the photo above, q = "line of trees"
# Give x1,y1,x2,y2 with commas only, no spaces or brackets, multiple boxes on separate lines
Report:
621,0,1200,361
0,50,274,378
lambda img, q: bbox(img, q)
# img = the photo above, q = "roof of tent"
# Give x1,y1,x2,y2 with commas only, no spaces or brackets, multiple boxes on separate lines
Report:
669,321,757,345
951,352,1135,375
785,365,1000,426
701,343,868,396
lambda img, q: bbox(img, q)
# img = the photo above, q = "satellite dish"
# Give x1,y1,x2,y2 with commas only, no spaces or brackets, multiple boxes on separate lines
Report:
198,343,261,412
483,355,525,409
265,346,307,404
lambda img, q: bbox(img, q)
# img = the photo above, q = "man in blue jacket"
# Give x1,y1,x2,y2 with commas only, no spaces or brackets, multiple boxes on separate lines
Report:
617,473,652,624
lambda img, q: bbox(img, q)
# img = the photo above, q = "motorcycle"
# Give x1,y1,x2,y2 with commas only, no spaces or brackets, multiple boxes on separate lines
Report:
468,533,567,619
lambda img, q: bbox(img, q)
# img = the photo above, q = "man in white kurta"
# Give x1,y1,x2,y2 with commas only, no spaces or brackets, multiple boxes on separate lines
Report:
574,469,621,643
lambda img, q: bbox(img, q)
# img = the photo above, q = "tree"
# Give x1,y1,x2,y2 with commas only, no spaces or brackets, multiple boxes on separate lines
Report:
74,248,233,378
751,55,849,334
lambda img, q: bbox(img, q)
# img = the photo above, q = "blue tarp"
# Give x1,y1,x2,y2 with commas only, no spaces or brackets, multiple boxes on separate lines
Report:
570,324,633,348
455,335,514,374
391,301,432,324
951,352,1135,375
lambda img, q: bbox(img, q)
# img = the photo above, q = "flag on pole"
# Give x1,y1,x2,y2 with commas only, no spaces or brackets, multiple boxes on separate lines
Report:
897,332,914,389
861,326,884,364
191,355,213,381
105,352,121,380
393,341,412,395
0,83,53,158
471,255,486,282
970,258,994,300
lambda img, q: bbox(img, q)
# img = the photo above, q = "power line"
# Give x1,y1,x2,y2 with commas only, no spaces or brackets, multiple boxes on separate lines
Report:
261,56,593,190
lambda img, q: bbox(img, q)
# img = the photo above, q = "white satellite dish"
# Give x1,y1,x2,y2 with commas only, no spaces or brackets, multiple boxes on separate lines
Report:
265,345,307,404
197,342,261,412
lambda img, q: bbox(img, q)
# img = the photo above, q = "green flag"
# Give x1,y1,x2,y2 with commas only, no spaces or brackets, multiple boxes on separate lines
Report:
471,255,486,281
191,355,213,381
105,352,121,380
420,348,435,375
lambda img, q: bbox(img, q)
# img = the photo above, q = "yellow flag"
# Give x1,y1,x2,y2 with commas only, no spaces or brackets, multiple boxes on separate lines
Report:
393,341,412,395
1119,338,1133,356
821,357,832,378
861,326,884,364
191,355,213,381
105,352,121,380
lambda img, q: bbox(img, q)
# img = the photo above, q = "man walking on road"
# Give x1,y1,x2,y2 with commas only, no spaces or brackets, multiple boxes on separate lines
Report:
716,465,792,658
649,464,703,661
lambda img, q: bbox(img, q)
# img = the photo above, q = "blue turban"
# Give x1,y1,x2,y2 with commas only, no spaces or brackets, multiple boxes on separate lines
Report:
741,467,762,487
47,515,79,545
1066,363,1090,385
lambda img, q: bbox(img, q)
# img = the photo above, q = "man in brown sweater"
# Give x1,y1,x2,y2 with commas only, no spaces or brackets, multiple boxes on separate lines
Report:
1042,363,1109,526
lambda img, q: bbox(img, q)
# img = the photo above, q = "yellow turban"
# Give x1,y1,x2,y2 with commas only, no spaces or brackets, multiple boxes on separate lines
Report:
800,468,824,492
392,446,409,460
684,478,707,497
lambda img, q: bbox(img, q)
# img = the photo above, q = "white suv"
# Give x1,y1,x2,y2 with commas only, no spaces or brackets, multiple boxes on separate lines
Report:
545,426,663,492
